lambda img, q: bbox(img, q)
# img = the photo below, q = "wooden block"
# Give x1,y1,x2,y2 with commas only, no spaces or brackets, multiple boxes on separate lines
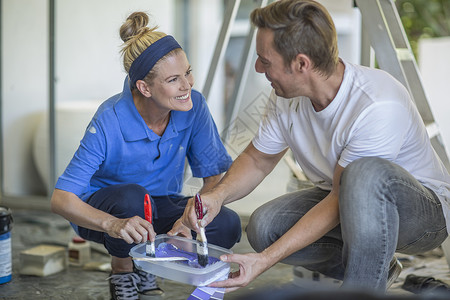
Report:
19,244,67,277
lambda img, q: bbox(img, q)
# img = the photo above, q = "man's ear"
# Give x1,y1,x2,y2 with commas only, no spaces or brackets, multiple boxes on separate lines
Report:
136,80,152,98
293,53,311,73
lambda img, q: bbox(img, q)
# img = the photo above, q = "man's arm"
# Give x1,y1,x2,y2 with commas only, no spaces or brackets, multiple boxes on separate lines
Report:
210,163,344,291
179,142,287,231
198,174,222,194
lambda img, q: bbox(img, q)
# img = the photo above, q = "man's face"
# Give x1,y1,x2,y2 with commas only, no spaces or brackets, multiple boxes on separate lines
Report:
255,28,299,98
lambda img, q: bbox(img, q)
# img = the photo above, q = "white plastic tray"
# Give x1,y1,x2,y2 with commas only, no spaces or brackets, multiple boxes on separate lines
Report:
129,234,231,286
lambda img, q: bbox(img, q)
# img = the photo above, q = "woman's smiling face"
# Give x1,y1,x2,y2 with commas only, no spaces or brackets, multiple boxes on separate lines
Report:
149,50,195,112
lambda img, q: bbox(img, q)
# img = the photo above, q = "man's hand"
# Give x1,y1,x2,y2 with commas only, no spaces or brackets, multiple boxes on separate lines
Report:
173,194,223,235
208,252,272,292
105,215,155,244
195,193,223,228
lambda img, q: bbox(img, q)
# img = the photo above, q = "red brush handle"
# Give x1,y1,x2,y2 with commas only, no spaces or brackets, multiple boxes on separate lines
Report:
195,193,203,220
144,194,152,239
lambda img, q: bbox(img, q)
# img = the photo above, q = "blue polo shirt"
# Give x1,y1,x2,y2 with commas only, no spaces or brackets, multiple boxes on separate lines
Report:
55,77,232,200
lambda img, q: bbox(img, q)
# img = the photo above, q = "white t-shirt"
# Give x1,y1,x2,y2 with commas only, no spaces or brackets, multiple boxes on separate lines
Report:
252,60,450,231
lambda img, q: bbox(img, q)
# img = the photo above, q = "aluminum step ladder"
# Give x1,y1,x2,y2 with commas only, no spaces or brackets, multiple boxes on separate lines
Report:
355,0,450,170
356,0,450,269
202,0,271,143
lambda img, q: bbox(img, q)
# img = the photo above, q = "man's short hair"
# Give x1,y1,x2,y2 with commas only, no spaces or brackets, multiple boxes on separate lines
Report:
251,0,339,77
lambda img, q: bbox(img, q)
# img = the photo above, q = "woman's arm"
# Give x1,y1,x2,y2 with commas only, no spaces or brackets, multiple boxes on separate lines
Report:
51,189,154,244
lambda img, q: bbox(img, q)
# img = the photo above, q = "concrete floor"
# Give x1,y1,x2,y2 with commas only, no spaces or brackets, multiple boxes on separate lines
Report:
1,209,292,300
3,159,450,299
2,208,450,300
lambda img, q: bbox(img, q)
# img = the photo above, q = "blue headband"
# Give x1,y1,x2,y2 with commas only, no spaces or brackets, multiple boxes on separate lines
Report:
129,35,182,86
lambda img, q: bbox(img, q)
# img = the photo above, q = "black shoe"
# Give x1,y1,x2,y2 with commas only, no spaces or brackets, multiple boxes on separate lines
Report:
387,257,403,289
402,274,450,295
108,272,140,300
134,267,164,297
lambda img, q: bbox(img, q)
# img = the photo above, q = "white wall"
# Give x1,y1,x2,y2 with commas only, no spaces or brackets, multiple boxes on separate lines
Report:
419,37,450,158
3,0,49,195
55,0,175,103
2,0,176,196
187,0,224,130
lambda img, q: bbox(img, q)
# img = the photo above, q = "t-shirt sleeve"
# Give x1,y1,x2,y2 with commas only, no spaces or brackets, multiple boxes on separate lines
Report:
338,101,410,167
252,90,288,154
187,94,232,178
54,119,106,197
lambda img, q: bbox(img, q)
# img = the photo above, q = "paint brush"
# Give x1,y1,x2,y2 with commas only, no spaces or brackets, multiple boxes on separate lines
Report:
194,193,209,267
144,194,156,257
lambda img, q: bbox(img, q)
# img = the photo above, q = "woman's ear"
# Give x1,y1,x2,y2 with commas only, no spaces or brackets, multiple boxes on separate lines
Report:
136,80,152,98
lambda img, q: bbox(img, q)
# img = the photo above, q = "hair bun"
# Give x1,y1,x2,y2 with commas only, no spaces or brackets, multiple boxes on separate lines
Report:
120,12,153,42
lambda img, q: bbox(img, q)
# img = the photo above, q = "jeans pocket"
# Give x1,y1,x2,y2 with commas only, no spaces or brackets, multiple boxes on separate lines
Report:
397,227,448,254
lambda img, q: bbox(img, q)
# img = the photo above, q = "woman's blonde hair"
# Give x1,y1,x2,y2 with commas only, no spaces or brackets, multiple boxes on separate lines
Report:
119,12,181,87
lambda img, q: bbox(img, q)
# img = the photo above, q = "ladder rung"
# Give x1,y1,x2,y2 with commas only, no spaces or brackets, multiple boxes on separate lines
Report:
395,48,414,61
426,122,440,139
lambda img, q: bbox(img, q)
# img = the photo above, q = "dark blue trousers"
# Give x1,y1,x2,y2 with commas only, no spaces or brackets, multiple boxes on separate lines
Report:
78,184,242,258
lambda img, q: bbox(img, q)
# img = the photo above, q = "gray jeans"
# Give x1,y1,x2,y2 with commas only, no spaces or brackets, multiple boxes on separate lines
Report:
246,157,448,290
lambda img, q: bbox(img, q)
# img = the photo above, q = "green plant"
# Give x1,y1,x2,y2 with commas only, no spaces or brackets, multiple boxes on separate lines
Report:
396,0,450,58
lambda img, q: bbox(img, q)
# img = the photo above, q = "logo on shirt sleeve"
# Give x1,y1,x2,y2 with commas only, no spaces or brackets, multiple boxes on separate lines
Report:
88,125,97,134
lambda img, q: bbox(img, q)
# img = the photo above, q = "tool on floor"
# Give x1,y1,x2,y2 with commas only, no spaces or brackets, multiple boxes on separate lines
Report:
194,193,209,267
144,194,155,257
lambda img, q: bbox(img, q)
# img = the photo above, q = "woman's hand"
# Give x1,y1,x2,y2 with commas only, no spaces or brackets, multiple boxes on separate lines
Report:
208,252,272,292
167,218,192,239
106,215,156,244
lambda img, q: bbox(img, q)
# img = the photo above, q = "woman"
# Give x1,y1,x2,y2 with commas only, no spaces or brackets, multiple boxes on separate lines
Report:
51,12,241,300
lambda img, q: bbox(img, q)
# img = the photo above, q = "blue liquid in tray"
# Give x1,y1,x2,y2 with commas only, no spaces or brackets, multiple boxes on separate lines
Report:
155,242,219,268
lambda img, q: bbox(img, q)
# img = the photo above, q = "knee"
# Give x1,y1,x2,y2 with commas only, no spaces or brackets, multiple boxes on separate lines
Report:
343,157,384,179
341,157,392,190
113,183,148,199
108,184,148,217
246,206,273,253
207,207,242,249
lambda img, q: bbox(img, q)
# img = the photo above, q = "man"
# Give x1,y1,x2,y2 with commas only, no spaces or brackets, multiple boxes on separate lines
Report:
175,0,450,292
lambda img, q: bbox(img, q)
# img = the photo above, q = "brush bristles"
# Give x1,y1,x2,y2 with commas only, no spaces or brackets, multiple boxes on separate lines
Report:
196,228,209,267
146,241,156,257
197,251,208,267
